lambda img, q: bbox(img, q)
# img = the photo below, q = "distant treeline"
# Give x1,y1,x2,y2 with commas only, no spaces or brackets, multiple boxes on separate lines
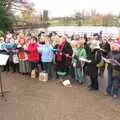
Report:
49,10,120,26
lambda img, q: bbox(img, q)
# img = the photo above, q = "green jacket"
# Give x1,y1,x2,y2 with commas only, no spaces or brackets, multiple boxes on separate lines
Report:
72,48,78,64
77,48,87,59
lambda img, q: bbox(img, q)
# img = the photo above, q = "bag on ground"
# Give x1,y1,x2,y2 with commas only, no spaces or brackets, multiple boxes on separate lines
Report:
31,69,37,79
39,72,48,82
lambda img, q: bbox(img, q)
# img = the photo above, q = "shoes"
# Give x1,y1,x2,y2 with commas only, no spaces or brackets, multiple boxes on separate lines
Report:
79,81,84,85
88,86,98,91
88,87,95,91
113,95,118,99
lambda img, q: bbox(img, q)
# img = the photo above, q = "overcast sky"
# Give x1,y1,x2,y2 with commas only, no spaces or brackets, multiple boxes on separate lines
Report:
29,0,120,17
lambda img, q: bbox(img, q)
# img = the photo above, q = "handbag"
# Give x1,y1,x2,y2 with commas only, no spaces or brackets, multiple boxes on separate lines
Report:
95,51,104,68
96,59,105,68
13,54,19,64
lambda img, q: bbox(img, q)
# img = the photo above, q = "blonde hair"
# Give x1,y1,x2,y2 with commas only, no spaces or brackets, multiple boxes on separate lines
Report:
70,40,77,47
77,39,85,48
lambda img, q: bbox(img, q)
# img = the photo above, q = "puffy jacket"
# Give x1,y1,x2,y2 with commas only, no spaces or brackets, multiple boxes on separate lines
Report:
28,43,39,62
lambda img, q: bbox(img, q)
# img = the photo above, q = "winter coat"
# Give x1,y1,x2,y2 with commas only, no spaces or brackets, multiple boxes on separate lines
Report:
87,48,101,77
28,43,39,63
100,42,111,57
112,51,120,77
54,41,73,65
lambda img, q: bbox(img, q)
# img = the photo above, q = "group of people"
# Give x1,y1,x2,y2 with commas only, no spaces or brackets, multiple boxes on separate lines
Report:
0,31,120,99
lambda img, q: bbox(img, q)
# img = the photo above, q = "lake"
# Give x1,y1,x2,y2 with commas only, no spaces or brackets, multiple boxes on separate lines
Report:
38,26,120,38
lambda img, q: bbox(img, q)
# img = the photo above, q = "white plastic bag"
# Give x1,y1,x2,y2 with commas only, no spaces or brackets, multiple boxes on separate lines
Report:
31,69,36,79
13,54,19,64
39,72,48,82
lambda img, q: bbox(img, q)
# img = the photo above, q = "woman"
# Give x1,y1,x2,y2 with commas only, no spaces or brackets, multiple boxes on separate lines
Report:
28,36,39,71
18,36,30,74
70,40,77,80
38,36,53,80
99,39,111,77
54,36,73,79
74,40,87,84
110,43,120,98
87,40,101,90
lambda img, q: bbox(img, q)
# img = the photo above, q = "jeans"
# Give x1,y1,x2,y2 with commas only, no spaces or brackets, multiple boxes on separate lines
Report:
43,62,52,79
74,67,83,83
107,69,113,95
112,77,120,96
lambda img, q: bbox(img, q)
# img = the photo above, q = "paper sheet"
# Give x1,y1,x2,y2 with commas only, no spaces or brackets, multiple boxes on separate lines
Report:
102,57,111,63
0,54,9,65
79,58,91,63
102,57,120,66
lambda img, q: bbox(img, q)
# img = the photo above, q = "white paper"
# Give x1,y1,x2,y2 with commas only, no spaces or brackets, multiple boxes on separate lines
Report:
62,80,71,86
102,57,120,66
79,58,91,63
102,57,111,63
0,54,9,65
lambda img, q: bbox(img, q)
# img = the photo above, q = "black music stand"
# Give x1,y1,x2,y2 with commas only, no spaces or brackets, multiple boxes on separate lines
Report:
0,54,9,101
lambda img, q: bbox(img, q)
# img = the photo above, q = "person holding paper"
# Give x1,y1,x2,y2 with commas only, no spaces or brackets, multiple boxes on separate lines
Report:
110,43,120,98
87,40,101,90
99,39,111,77
74,40,87,84
105,51,114,96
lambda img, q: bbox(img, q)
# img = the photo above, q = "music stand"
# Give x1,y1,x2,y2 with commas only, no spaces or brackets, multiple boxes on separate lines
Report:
0,54,9,101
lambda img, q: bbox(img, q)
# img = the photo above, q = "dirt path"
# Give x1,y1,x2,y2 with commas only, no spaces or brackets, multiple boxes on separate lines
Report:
0,72,120,120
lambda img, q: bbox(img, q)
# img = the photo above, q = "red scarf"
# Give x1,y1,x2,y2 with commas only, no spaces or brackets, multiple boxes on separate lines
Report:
56,41,66,62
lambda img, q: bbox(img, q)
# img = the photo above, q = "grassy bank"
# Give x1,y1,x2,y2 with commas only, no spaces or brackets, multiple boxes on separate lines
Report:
49,20,78,26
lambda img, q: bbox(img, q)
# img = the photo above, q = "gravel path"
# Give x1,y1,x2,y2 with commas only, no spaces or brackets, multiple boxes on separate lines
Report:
0,72,120,120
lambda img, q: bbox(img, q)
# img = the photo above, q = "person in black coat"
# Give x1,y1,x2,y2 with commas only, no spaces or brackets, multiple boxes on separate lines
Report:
54,36,73,78
87,40,101,90
99,39,111,76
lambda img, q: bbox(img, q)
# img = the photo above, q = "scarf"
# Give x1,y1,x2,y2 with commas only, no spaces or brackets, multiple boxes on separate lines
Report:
56,41,66,62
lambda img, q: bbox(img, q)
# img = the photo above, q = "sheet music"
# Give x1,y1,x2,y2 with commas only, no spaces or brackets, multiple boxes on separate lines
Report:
102,57,111,63
79,58,91,63
0,54,9,66
102,57,120,66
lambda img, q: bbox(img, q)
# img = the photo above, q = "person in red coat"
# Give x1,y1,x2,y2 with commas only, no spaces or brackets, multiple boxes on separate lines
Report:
28,36,39,70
